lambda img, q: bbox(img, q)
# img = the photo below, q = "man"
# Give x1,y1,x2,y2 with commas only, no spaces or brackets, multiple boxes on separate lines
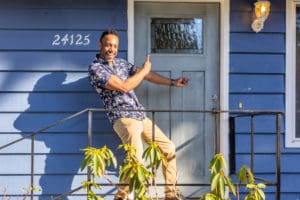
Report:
88,29,189,200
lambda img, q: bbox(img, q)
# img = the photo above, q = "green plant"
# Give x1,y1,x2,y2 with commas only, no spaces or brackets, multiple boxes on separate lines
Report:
80,143,165,200
118,144,153,200
142,142,167,198
201,153,236,200
118,142,166,200
142,142,167,170
81,146,117,200
201,154,267,200
237,166,266,200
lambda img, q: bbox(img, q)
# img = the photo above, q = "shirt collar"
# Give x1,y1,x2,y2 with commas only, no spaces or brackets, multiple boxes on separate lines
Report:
96,54,116,66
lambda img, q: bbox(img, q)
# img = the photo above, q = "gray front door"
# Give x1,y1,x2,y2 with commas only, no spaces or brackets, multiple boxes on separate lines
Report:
134,2,220,197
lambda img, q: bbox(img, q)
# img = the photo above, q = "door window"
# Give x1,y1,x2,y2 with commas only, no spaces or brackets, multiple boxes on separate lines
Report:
151,18,203,54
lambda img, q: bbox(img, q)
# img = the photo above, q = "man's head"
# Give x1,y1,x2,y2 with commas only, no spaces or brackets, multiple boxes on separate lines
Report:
99,29,119,65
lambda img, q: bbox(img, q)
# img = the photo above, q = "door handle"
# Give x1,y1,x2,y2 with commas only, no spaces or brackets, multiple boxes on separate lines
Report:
211,94,218,110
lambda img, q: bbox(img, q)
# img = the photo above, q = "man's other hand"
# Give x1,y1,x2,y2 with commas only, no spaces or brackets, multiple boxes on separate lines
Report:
173,77,190,87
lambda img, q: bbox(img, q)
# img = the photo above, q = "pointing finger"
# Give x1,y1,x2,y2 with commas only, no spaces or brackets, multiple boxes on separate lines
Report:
145,54,150,62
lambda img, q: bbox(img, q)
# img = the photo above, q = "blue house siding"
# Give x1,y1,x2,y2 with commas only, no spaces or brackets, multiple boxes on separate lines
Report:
0,0,126,199
1,0,300,199
230,0,300,199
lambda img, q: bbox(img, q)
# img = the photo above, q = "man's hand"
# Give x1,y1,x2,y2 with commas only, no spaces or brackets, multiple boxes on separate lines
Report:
173,77,190,87
142,54,151,74
105,55,152,93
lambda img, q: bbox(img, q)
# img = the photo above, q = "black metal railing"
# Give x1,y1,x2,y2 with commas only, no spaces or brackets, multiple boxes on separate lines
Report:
0,109,283,200
229,110,282,200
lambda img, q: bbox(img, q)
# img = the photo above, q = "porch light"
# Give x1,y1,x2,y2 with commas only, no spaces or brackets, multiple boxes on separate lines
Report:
251,0,271,33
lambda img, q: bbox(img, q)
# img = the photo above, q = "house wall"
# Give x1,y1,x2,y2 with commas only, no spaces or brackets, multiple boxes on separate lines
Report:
230,0,300,199
0,0,126,199
1,0,300,199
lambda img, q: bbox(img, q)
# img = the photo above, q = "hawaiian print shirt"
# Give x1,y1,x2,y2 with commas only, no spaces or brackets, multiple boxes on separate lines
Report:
88,55,146,124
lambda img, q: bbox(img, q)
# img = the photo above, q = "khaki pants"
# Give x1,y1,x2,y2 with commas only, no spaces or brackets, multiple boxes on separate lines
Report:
113,117,178,198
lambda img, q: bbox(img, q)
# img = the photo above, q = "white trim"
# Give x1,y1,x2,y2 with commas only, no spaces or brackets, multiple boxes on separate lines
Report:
286,0,300,147
127,0,230,158
127,0,134,63
218,0,230,161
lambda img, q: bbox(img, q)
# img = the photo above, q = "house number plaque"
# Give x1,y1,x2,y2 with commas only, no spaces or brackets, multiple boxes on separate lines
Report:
52,33,90,46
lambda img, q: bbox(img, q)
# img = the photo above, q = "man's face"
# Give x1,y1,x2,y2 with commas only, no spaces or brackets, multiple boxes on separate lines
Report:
99,34,119,64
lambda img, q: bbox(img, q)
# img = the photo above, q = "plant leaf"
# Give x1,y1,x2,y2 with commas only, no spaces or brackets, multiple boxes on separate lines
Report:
219,176,225,198
257,188,265,200
224,175,236,196
246,183,256,189
257,183,266,189
211,173,220,192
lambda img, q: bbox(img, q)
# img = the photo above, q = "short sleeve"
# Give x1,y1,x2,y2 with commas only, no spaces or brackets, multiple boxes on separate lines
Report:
128,62,138,76
88,63,112,89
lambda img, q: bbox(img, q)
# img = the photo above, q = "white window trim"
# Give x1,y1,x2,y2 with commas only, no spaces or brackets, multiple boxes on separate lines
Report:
286,0,300,147
127,0,230,158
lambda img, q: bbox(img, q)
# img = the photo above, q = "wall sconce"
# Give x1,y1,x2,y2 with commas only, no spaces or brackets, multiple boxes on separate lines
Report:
251,0,271,33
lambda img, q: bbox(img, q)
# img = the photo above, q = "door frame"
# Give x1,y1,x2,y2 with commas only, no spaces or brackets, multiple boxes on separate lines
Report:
127,0,230,161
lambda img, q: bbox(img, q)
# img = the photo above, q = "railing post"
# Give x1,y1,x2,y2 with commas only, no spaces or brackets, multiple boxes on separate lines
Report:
213,110,219,154
30,134,35,200
88,110,93,147
229,116,236,174
152,111,155,142
87,110,93,199
250,114,255,172
276,113,281,200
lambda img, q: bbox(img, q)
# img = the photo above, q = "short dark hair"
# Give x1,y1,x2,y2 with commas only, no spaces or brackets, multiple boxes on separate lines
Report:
99,29,119,42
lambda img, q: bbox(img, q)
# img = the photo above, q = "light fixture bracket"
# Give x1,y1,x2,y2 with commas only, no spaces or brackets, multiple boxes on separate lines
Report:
251,0,271,33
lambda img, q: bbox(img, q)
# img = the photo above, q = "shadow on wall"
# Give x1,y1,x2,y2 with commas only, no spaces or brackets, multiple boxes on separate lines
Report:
13,72,122,199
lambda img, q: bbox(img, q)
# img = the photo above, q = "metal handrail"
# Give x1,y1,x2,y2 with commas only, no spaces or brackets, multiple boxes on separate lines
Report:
0,109,283,200
0,108,90,151
0,109,283,151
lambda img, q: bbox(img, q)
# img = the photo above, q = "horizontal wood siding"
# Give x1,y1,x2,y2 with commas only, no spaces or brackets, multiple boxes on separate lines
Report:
230,0,300,199
0,0,125,199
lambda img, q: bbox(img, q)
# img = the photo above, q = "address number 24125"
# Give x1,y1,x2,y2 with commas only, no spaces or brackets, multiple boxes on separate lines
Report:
52,34,90,46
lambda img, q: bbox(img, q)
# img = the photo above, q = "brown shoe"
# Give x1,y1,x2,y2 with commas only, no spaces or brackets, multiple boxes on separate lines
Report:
114,186,130,200
165,195,184,200
165,189,184,200
114,197,124,200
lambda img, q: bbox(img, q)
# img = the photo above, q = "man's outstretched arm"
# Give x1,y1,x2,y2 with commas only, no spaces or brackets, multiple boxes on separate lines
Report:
144,71,190,87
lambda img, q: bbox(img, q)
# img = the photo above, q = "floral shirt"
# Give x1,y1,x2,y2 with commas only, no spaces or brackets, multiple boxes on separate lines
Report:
88,55,146,124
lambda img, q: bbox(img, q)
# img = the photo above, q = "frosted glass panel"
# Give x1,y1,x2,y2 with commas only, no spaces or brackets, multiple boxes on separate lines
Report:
151,18,203,54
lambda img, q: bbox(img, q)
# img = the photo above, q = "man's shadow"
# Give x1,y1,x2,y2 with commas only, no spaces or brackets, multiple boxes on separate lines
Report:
13,72,123,199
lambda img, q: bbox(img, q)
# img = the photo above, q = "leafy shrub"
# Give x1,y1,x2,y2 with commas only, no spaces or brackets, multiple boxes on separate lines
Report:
201,154,266,200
